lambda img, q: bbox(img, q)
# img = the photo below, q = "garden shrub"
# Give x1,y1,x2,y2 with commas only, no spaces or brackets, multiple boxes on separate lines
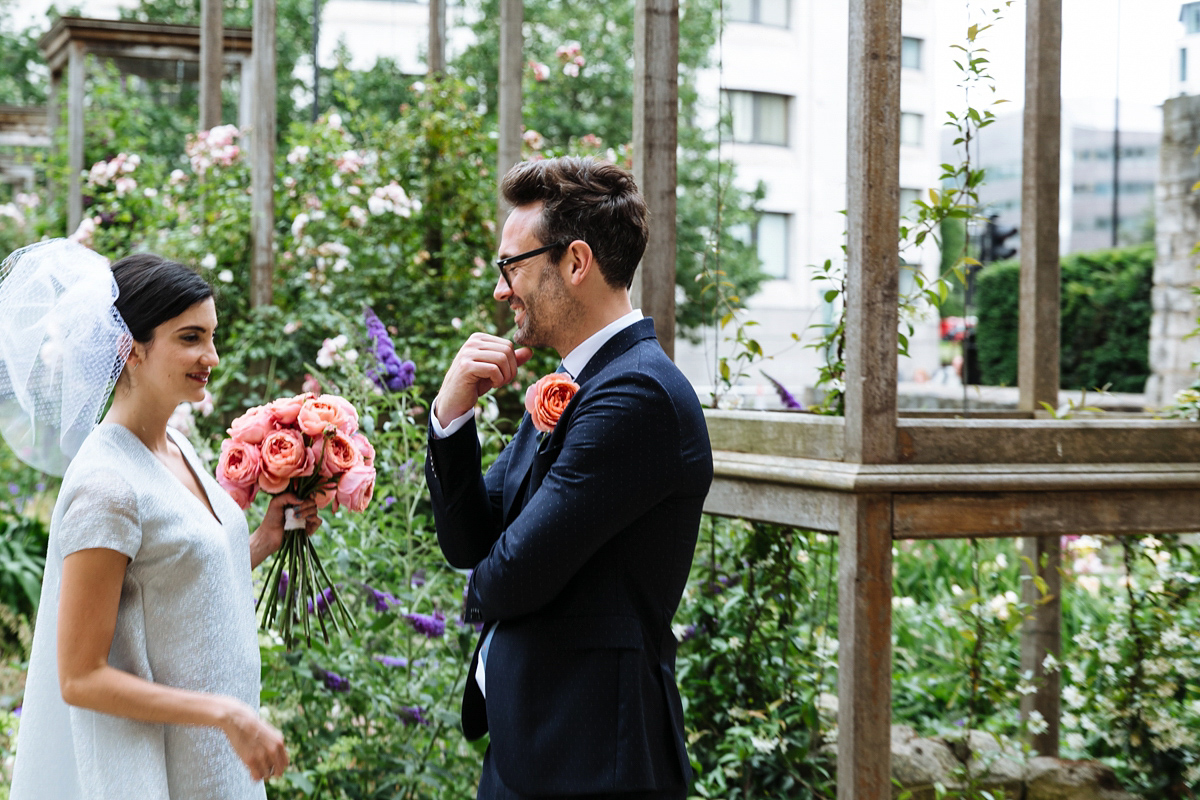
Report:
975,244,1154,393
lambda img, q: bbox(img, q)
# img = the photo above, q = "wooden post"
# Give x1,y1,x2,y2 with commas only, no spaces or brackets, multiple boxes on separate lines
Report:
237,58,253,131
631,0,679,359
428,0,446,76
250,0,277,308
47,72,60,215
838,494,894,800
496,0,522,213
1020,535,1062,756
844,0,900,466
66,41,85,235
1018,0,1061,413
199,0,223,130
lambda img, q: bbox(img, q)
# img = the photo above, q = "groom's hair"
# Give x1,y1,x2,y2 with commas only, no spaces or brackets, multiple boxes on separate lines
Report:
500,156,649,290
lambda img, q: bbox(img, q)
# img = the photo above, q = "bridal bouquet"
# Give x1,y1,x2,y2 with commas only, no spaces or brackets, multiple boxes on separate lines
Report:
216,392,375,648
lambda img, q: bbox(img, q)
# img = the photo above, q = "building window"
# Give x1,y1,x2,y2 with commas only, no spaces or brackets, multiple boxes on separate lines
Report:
732,212,790,278
1184,3,1200,35
1183,47,1189,83
727,0,789,27
902,37,923,70
724,90,790,146
899,187,921,217
900,112,924,147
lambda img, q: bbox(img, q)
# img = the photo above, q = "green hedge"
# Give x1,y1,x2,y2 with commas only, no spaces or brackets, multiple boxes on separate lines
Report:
975,244,1154,393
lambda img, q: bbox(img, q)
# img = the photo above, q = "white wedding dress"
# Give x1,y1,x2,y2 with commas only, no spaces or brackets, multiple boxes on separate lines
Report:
10,424,266,800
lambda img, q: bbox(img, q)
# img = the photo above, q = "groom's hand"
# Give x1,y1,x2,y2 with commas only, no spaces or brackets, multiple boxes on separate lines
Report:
436,333,533,427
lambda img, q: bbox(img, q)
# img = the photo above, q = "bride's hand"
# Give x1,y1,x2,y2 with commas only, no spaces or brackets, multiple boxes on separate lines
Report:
217,697,289,782
250,493,321,568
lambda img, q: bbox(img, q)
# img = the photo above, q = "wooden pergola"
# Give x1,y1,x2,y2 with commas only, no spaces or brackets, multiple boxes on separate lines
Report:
695,2,1200,798
0,106,49,192
37,16,253,234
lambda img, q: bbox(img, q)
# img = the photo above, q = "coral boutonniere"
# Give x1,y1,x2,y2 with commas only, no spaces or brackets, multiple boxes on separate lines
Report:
525,372,579,435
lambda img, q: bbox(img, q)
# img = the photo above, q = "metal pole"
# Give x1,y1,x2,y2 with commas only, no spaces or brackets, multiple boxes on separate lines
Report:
311,0,320,122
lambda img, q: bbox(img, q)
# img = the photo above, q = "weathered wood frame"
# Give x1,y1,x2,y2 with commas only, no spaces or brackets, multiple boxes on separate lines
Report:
0,106,49,193
697,1,1200,794
37,16,253,235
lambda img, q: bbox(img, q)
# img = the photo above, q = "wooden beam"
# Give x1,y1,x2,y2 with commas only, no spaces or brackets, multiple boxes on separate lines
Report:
496,0,522,232
428,0,446,76
1018,0,1062,412
66,41,85,236
703,477,842,533
837,493,893,800
844,0,900,465
249,0,277,308
893,488,1200,538
199,0,224,130
1020,535,1061,756
631,0,679,359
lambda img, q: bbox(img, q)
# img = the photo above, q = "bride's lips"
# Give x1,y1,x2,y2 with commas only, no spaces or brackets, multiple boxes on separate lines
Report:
188,371,210,384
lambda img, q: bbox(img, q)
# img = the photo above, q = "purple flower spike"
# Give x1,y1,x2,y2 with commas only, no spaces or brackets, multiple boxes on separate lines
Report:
403,611,446,638
321,669,350,692
278,571,290,600
307,586,337,615
761,371,804,410
364,583,398,612
364,306,416,392
398,705,431,726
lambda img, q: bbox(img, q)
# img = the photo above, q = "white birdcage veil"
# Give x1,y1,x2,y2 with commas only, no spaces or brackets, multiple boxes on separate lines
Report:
0,239,132,475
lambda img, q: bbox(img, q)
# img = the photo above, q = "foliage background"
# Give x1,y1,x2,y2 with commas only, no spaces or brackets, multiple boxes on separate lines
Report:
975,244,1154,393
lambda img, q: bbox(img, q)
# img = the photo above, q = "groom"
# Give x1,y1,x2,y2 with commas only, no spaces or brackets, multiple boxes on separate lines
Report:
425,156,712,799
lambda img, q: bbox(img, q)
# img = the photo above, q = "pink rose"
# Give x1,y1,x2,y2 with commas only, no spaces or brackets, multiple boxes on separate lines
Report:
336,464,375,512
297,396,351,437
258,428,309,493
216,439,261,488
228,405,275,444
223,481,258,510
313,483,338,510
324,394,359,435
321,431,361,477
268,393,310,426
350,433,374,467
524,373,579,433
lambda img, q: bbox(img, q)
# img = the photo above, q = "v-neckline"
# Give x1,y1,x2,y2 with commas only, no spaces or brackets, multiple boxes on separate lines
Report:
108,424,223,526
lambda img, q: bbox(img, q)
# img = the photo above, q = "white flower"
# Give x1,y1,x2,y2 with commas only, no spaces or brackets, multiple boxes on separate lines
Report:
994,552,1008,569
143,187,158,198
1065,732,1086,751
192,389,215,416
114,176,137,197
1026,710,1048,735
348,205,368,226
170,169,187,185
563,62,580,77
217,269,234,283
327,113,343,129
168,402,195,436
200,253,218,269
749,736,776,754
286,145,310,164
523,129,545,150
290,213,309,239
451,317,463,330
1062,685,1085,708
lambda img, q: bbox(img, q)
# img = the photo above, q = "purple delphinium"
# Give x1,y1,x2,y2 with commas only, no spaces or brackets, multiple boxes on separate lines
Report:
307,586,337,615
403,611,446,638
760,371,804,410
278,571,290,600
364,307,416,391
398,705,431,726
320,669,350,693
364,583,398,612
410,569,426,589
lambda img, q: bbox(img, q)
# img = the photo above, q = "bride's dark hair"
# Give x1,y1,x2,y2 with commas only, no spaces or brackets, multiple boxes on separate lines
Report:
110,254,214,343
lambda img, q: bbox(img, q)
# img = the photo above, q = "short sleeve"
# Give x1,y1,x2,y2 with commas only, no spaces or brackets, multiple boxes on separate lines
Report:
56,470,142,560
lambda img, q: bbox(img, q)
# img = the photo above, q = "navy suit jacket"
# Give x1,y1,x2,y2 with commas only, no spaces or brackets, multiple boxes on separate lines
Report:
425,318,712,796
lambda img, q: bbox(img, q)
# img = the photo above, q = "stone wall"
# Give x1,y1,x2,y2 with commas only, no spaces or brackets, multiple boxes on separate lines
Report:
1147,94,1200,408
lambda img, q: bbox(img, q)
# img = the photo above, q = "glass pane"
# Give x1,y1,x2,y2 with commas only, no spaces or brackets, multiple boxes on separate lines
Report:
727,91,756,143
758,0,789,27
899,187,921,218
900,112,923,146
757,213,788,278
902,37,923,70
756,94,788,145
726,0,753,23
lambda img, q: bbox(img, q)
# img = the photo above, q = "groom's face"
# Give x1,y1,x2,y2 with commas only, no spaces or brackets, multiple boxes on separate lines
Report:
496,205,581,351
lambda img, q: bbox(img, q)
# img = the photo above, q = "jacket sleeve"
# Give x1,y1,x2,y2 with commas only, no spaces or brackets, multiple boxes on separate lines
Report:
425,416,509,569
465,368,691,621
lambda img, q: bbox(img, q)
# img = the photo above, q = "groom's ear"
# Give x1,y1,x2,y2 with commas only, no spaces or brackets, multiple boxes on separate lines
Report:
564,240,595,287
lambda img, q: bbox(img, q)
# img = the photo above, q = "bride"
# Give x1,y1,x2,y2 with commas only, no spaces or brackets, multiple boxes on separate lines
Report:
3,241,319,799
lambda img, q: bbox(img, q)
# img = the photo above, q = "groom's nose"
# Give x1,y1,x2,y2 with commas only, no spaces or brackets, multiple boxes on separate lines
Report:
493,276,512,302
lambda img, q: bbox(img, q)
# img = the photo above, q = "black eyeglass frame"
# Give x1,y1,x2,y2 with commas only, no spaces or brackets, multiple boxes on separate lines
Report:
494,242,568,287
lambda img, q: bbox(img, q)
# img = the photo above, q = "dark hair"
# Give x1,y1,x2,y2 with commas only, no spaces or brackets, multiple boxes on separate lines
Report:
500,156,649,289
110,254,214,343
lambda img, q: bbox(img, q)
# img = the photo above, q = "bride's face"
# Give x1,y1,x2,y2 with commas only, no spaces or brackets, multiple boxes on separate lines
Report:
130,297,219,406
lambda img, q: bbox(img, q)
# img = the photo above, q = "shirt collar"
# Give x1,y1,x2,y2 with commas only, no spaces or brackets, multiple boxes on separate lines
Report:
560,309,643,379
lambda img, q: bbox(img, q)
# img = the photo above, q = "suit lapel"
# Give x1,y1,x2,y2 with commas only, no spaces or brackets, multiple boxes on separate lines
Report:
502,318,659,519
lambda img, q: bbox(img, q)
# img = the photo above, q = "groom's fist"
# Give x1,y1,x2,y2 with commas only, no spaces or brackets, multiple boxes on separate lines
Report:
435,333,533,427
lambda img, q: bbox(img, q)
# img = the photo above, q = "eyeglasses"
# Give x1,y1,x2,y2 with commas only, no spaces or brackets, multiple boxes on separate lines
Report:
494,242,565,288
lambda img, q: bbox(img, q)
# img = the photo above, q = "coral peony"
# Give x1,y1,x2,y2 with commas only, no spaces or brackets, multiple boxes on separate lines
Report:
321,432,361,477
258,428,310,492
228,404,276,444
216,439,261,489
336,464,376,512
